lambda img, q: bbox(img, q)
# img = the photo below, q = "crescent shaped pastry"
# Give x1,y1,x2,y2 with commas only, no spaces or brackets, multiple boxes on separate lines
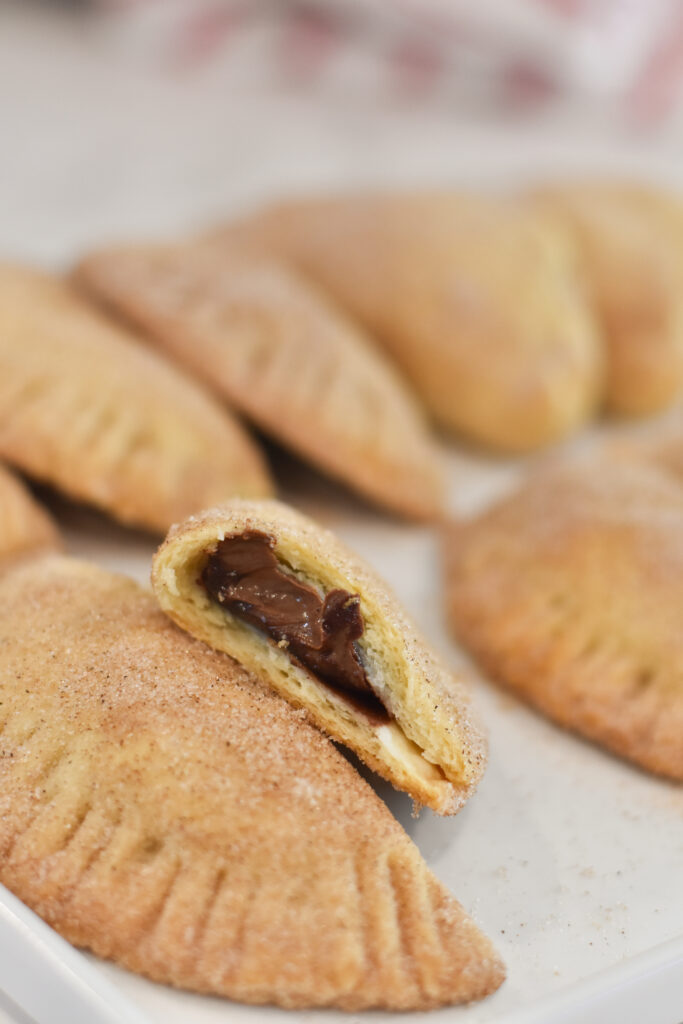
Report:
534,183,683,415
444,459,683,778
219,192,604,452
74,243,445,521
0,263,272,532
0,463,61,564
0,555,503,1010
152,498,488,815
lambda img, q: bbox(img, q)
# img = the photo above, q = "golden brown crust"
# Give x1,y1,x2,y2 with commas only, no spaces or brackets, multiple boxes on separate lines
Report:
444,460,683,779
533,183,683,416
0,555,503,1009
0,463,61,564
152,498,488,815
219,192,604,451
0,263,272,533
74,243,445,521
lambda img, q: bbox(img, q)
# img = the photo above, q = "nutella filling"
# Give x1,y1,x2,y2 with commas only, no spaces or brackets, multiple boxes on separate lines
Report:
201,531,389,720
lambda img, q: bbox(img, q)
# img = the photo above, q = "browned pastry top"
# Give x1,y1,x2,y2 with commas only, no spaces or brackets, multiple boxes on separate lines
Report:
444,458,683,779
0,554,504,1010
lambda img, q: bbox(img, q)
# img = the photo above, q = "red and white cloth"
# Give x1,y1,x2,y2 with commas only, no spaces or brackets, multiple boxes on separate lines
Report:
97,0,683,127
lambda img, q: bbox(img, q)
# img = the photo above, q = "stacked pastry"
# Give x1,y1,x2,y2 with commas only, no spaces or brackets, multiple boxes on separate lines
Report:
0,257,447,530
213,192,605,451
201,182,683,447
74,245,445,521
533,183,683,416
71,182,683,487
0,264,272,532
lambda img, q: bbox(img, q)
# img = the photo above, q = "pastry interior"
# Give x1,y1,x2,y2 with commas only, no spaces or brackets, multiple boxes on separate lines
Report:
153,507,486,815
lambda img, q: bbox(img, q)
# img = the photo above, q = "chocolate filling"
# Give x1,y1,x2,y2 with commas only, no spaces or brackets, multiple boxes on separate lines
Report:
200,530,389,720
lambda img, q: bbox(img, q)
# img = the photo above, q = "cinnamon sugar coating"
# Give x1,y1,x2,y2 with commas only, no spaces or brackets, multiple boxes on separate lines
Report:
0,555,503,1010
75,242,445,521
445,460,683,778
0,263,272,532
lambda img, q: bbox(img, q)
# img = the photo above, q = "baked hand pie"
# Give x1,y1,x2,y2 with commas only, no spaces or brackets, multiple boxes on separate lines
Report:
0,264,272,533
0,463,61,564
533,183,683,415
152,498,487,815
0,555,504,1010
75,243,445,521
444,459,683,779
219,192,603,451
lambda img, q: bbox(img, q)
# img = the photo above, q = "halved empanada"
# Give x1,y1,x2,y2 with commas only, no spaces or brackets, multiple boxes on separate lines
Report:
152,498,487,814
75,243,445,521
533,183,683,415
0,264,271,532
219,192,604,451
0,462,61,564
0,555,503,1010
444,459,683,778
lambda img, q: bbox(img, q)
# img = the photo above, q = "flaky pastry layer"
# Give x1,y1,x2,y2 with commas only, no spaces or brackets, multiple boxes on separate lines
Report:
152,499,488,814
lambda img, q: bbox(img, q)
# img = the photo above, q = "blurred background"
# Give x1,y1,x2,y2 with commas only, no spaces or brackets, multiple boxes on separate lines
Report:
3,0,683,266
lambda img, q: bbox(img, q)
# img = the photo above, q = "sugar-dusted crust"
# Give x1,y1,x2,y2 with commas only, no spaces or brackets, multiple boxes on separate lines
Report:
0,263,272,533
444,459,683,778
152,499,488,815
0,555,504,1010
533,183,683,416
0,462,61,564
75,243,445,521
218,192,604,452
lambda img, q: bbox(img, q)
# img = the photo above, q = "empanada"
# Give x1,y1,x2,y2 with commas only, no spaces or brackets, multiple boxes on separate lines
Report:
444,460,683,778
0,463,61,563
152,498,487,815
220,192,603,451
534,183,683,415
75,243,445,520
0,555,504,1010
0,264,272,532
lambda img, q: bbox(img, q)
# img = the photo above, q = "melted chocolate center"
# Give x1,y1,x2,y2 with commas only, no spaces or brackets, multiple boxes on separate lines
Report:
200,531,389,719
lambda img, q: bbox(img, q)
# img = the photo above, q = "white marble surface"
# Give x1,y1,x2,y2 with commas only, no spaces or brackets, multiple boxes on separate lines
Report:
1,3,683,1022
